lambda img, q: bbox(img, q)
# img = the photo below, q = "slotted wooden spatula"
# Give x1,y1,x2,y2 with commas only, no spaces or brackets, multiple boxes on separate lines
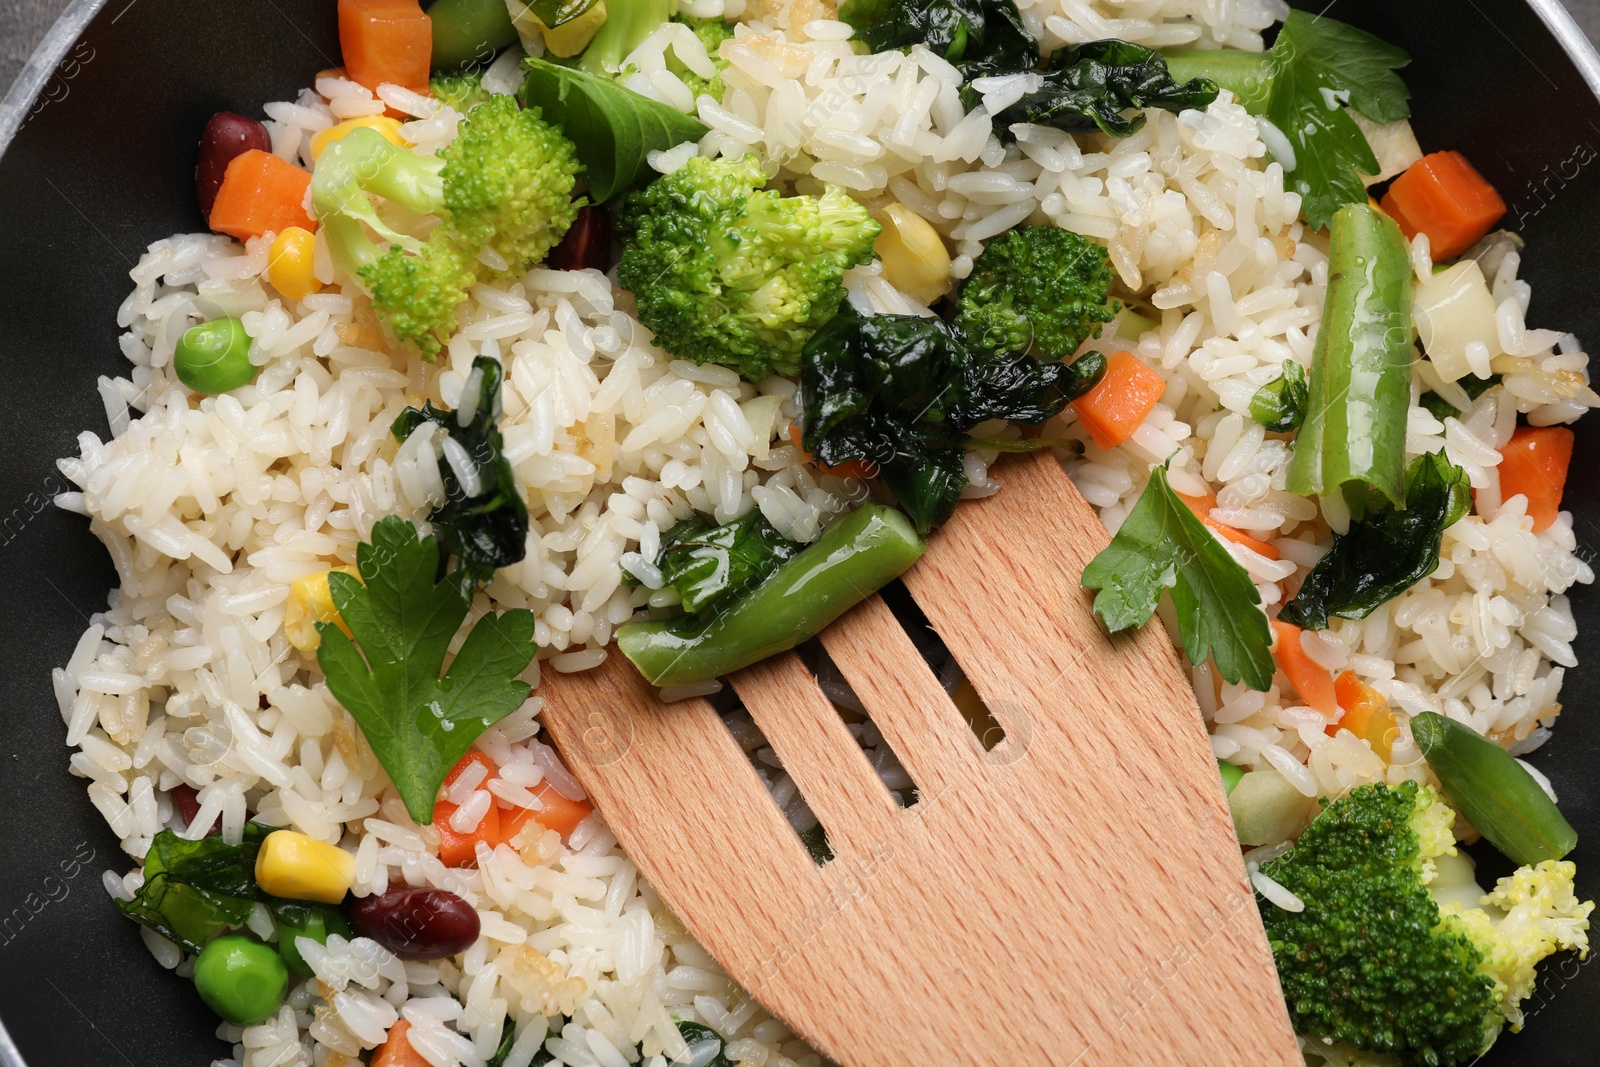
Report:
541,450,1300,1066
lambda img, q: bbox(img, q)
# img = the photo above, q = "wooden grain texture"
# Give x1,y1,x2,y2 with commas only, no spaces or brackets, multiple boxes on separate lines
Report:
541,451,1300,1066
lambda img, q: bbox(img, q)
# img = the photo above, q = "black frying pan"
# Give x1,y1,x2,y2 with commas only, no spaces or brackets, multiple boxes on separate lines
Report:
2,1,1598,1063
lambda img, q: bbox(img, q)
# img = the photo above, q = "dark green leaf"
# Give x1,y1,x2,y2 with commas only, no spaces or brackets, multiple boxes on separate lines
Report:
115,824,273,954
393,356,528,600
987,40,1218,139
675,1021,733,1067
797,822,835,864
1247,360,1308,432
655,510,804,615
1272,12,1411,123
1081,464,1274,689
838,0,1036,78
318,516,537,824
1279,451,1471,630
1420,373,1500,423
521,56,709,204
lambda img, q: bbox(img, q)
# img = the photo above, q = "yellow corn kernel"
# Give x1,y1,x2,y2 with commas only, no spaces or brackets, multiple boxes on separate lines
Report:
268,227,320,303
254,829,355,904
283,565,360,653
539,0,609,58
873,203,953,306
309,115,407,162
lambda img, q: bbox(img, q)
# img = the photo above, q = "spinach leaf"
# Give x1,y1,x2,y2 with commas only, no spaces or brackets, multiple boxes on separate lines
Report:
115,824,274,954
1247,360,1308,432
986,40,1219,139
318,516,537,824
800,301,1103,533
1420,373,1500,423
838,0,1036,79
655,510,804,615
675,1021,733,1067
1278,451,1471,631
1081,464,1275,690
392,356,528,599
798,822,835,864
521,56,710,204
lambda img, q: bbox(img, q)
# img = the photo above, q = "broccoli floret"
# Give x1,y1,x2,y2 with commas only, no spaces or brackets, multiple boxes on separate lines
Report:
616,155,880,379
1260,780,1592,1066
576,0,671,77
953,226,1116,360
311,94,582,356
669,16,733,101
430,69,492,112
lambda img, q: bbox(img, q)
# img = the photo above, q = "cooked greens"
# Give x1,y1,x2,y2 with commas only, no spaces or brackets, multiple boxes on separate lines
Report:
838,0,1037,79
984,40,1219,139
953,226,1116,360
1247,360,1308,432
654,510,804,615
1278,451,1471,631
115,824,274,954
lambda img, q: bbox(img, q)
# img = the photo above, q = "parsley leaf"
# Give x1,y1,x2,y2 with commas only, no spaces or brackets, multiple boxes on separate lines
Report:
317,515,537,824
1247,360,1308,432
1278,451,1471,630
1081,464,1274,690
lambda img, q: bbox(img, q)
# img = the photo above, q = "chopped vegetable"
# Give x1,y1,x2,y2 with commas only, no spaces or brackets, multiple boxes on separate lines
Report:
1175,491,1279,559
271,900,350,977
1279,451,1472,630
1413,258,1500,382
1496,425,1573,533
196,112,271,216
952,226,1116,361
1329,670,1396,759
1217,760,1244,795
308,114,408,161
1228,767,1316,846
390,356,529,595
838,0,1036,79
253,829,356,904
1246,360,1307,432
800,301,1102,532
574,0,670,76
1413,711,1578,866
1381,150,1507,262
338,0,433,92
616,155,880,380
618,504,925,687
1284,202,1413,507
788,424,877,481
312,95,581,356
1165,12,1412,229
193,934,289,1026
266,226,321,302
432,751,501,867
283,565,361,653
653,510,804,615
520,56,708,204
500,781,592,840
873,203,954,306
372,1020,431,1067
983,40,1219,140
315,515,537,824
1069,350,1166,451
208,149,316,242
1259,779,1592,1065
1269,619,1335,715
115,824,273,954
429,68,492,111
427,0,518,71
1081,464,1275,690
174,317,256,395
528,0,609,57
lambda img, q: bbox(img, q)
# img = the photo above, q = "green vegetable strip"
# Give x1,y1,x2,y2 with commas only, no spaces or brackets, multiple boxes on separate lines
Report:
618,504,926,687
1160,50,1273,112
1412,711,1578,866
1285,202,1413,508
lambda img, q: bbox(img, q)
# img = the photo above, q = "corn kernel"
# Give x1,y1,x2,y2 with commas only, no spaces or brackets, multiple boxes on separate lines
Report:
267,227,320,303
536,0,608,58
283,566,360,653
308,115,407,162
873,203,953,306
254,829,355,904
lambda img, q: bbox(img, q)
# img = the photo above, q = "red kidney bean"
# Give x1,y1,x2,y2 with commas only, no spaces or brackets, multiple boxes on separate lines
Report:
347,887,480,960
197,112,271,216
545,205,613,273
170,783,220,836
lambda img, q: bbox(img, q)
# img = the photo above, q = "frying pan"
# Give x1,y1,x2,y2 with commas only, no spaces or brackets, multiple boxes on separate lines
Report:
2,1,1598,1063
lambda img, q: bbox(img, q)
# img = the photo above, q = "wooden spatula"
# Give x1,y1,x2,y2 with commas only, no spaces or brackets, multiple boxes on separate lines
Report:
540,450,1300,1066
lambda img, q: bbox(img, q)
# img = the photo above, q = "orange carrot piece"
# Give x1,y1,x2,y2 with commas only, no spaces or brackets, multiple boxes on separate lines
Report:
1176,491,1281,559
432,751,500,868
1070,351,1166,451
338,0,433,93
787,425,878,480
500,782,593,843
1379,151,1506,261
1330,670,1397,759
372,1020,431,1067
1497,425,1574,533
207,150,315,242
1271,619,1336,715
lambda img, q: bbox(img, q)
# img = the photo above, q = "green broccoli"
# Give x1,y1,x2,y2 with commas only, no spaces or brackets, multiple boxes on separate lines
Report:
953,226,1116,360
429,69,492,112
669,16,733,101
1260,780,1592,1066
312,94,582,356
616,155,880,380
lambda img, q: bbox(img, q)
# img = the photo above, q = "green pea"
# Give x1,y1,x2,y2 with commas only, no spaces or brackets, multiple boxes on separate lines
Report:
175,317,255,394
272,901,351,978
429,0,518,71
193,934,288,1025
1217,759,1245,795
